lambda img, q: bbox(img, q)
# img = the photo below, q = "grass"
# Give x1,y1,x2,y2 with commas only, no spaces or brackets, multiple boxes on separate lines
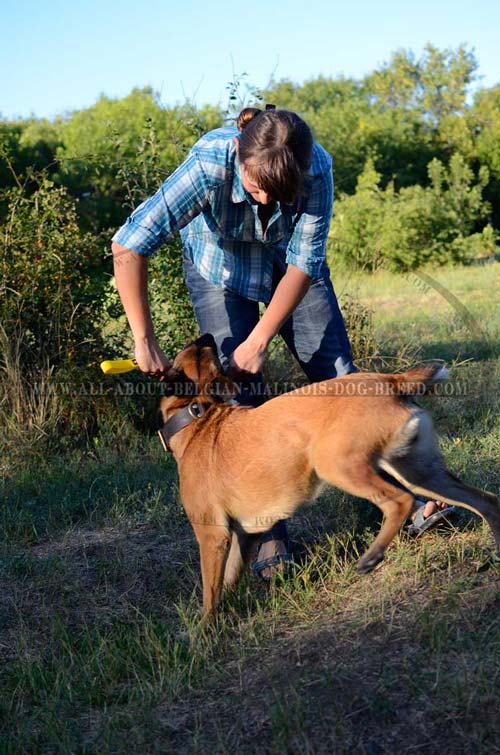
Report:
1,261,499,754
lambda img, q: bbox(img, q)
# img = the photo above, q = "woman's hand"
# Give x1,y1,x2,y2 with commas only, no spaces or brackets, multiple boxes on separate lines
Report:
134,337,172,378
228,337,266,378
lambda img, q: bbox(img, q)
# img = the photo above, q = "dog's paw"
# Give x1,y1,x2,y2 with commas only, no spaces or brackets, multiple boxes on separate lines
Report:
357,551,384,574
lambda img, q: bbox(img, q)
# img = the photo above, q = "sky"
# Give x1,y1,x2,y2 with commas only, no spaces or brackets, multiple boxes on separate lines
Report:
2,0,499,120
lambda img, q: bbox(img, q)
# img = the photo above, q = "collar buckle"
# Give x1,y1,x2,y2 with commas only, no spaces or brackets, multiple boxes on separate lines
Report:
187,401,204,419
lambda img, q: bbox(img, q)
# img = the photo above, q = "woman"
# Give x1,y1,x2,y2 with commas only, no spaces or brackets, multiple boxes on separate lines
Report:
111,106,449,578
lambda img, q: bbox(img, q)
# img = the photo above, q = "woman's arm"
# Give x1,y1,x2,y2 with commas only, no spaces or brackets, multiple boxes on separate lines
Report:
111,150,210,375
229,264,310,376
112,242,171,375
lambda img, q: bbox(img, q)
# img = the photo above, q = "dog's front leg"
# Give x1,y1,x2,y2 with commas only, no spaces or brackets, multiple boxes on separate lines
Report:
192,519,231,616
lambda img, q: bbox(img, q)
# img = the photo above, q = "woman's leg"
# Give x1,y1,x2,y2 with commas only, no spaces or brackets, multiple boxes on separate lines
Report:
183,252,263,406
271,258,357,381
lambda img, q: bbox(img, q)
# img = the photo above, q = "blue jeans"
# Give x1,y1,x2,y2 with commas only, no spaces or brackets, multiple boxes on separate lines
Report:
183,251,356,398
182,250,356,545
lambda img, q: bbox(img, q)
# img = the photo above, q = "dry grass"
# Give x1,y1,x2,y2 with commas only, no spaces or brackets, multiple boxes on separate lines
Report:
0,325,64,455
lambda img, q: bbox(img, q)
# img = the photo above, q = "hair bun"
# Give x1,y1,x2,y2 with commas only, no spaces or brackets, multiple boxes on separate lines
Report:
237,107,262,132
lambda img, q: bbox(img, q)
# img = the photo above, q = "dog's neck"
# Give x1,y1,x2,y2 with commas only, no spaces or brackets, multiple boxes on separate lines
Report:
159,400,211,455
159,398,241,459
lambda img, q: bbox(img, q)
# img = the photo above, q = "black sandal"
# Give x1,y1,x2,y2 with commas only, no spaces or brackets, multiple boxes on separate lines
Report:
251,521,292,581
251,552,293,581
407,498,457,536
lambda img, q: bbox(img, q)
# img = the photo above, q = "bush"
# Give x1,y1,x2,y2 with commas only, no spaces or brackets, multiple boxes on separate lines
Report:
0,176,107,450
56,89,222,231
0,177,105,368
329,154,494,270
102,237,197,360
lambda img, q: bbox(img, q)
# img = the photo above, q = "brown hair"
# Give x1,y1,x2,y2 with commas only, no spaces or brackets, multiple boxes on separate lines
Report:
236,107,313,204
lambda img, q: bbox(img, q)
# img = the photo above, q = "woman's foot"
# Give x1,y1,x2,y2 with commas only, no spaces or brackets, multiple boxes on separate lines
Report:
251,521,291,581
408,499,457,536
252,538,290,581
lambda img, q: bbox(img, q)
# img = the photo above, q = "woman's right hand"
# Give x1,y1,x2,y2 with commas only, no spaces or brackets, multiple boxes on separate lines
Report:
134,337,172,378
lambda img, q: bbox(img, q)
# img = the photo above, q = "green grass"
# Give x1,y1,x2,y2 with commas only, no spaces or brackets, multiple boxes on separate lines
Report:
1,261,499,754
332,260,500,365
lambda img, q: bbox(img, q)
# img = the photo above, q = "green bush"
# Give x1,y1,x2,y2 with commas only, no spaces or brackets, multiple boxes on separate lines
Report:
56,89,222,231
0,177,104,369
102,237,197,361
329,153,494,270
0,176,109,452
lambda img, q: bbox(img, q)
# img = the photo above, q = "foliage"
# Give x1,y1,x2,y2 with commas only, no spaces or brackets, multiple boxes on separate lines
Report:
0,177,107,448
102,237,197,360
55,88,222,230
264,46,480,194
0,118,62,196
329,154,493,270
0,177,104,367
1,47,500,451
366,44,477,121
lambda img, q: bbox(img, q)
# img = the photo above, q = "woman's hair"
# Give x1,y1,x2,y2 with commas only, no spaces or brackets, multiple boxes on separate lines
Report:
236,107,313,204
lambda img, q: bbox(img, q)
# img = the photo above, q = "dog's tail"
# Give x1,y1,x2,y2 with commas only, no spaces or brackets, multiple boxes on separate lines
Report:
378,410,500,551
388,364,449,396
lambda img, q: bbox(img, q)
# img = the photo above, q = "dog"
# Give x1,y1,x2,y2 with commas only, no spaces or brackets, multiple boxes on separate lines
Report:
159,334,500,616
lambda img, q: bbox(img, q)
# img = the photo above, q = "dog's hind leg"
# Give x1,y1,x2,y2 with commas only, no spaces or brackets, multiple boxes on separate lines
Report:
191,517,231,616
380,459,500,554
378,410,500,554
352,471,414,573
316,457,414,573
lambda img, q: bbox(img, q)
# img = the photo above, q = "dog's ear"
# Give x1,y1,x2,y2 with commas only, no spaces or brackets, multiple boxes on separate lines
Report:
172,333,236,401
161,367,182,395
193,334,239,402
194,333,218,352
160,367,197,402
193,333,224,387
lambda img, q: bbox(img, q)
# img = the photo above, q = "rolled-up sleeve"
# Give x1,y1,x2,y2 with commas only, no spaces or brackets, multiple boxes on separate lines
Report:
285,157,333,278
112,150,209,256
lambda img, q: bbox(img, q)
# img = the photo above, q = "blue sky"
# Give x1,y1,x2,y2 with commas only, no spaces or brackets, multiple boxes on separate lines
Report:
2,0,499,120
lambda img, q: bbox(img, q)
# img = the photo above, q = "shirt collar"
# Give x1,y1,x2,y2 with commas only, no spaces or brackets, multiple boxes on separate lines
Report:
231,157,248,204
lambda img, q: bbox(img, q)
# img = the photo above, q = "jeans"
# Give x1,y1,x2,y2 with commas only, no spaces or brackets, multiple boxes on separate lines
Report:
182,250,357,545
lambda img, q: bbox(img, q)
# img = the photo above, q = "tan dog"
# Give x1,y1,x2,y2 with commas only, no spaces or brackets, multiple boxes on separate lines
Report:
159,335,500,616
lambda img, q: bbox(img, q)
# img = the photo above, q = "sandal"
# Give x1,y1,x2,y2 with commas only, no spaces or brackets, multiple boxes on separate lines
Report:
251,552,293,581
251,523,292,582
407,498,457,536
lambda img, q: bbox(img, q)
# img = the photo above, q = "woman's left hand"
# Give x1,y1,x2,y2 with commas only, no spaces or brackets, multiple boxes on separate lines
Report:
228,338,266,378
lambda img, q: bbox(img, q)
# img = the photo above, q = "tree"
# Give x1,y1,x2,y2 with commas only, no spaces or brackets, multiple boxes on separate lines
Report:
470,85,500,226
56,88,222,230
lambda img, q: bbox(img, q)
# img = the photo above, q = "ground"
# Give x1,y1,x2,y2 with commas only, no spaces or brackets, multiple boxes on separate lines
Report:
1,262,499,754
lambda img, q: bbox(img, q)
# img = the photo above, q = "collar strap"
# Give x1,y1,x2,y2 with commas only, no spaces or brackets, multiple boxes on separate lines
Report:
158,401,209,453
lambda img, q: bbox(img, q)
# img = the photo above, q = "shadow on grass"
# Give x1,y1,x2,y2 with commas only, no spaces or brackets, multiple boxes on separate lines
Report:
0,442,180,546
415,336,499,364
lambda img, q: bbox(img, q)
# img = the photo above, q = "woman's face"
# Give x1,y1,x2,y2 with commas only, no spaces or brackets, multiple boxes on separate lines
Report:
240,163,273,205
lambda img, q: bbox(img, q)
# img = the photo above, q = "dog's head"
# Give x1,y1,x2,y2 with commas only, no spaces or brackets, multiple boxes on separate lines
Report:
160,334,238,422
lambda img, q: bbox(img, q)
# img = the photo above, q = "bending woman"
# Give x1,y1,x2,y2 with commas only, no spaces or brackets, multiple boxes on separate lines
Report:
111,106,357,578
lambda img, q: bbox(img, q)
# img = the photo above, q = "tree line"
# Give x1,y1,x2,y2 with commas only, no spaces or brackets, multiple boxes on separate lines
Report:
0,44,499,437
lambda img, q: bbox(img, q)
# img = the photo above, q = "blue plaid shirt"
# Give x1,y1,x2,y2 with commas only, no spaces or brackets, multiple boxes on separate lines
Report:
112,126,333,303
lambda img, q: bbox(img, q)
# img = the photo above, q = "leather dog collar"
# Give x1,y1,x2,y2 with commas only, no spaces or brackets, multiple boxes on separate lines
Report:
158,401,209,453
